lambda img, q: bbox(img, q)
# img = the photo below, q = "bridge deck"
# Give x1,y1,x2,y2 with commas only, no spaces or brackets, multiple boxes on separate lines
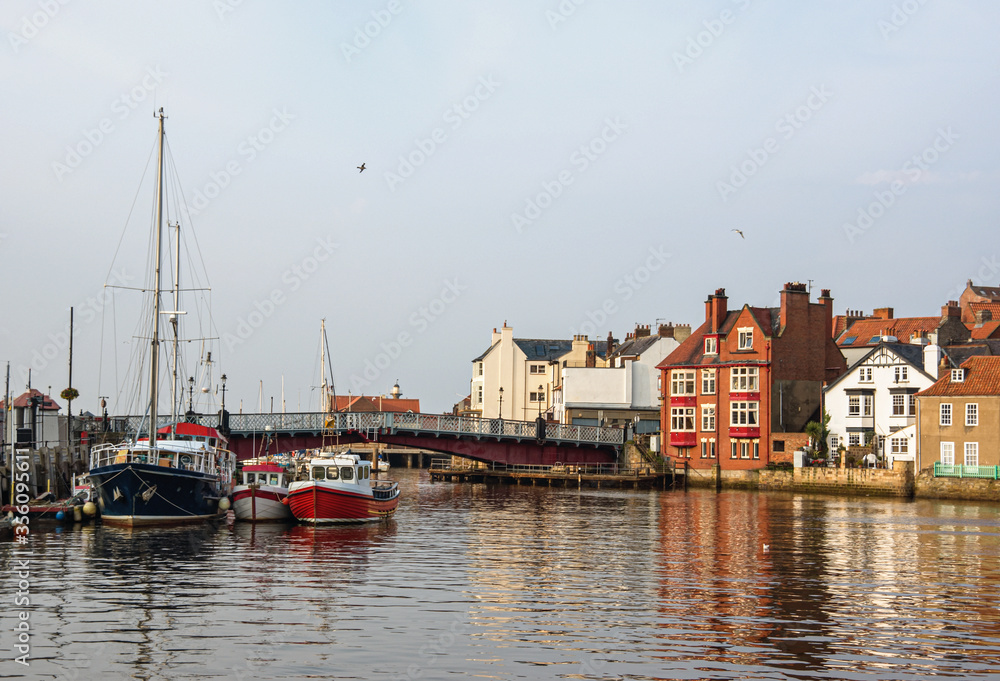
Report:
112,411,625,450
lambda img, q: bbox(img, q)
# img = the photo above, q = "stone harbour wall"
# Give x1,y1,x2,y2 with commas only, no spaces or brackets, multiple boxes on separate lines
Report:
913,467,1000,502
678,462,1000,503
756,464,914,497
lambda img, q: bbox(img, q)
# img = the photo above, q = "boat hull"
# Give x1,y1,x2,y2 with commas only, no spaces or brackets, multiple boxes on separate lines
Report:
232,485,292,521
89,463,225,526
287,482,398,524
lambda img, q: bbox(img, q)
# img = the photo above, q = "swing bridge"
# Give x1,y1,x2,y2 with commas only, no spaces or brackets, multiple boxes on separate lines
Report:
110,411,625,466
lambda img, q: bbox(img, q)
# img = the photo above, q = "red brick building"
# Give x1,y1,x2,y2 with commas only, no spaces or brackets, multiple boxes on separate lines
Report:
657,283,847,470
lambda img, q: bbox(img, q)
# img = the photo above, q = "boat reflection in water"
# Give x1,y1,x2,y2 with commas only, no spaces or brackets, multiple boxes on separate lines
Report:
285,522,396,560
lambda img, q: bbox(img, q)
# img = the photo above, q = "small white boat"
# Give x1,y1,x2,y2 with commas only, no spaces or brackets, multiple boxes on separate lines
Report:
232,463,293,522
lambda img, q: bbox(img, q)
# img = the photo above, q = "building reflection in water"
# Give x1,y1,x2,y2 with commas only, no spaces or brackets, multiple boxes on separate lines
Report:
654,490,1000,678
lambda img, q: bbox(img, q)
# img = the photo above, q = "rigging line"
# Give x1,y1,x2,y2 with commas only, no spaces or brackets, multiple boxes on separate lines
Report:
104,132,157,285
324,325,337,407
164,138,212,288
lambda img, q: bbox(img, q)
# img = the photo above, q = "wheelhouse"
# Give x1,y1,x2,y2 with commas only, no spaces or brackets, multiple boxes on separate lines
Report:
308,453,371,484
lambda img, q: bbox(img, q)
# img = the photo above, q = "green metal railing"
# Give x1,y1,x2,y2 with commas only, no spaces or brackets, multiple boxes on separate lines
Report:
934,462,1000,479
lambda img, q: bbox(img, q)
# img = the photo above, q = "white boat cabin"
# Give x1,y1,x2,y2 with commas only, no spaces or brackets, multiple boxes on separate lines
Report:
308,453,371,485
241,464,288,488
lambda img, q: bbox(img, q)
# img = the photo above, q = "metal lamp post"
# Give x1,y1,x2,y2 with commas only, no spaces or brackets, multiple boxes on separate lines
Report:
538,384,543,419
498,387,503,420
220,374,227,412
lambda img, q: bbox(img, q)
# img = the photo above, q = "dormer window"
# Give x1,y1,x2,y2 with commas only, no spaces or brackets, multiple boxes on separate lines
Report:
704,337,717,355
738,328,753,350
951,368,965,383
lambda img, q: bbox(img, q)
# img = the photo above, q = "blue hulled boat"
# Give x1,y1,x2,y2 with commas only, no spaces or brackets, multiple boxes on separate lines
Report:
89,422,235,526
87,109,235,526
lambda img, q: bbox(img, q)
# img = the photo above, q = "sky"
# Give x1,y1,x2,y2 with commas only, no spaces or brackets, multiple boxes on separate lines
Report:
2,1,999,417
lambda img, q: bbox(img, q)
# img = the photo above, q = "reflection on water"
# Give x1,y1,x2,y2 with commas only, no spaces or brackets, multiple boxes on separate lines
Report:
3,472,1000,680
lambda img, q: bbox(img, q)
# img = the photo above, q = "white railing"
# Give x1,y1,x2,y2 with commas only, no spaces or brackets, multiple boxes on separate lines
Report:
111,411,625,447
90,440,237,486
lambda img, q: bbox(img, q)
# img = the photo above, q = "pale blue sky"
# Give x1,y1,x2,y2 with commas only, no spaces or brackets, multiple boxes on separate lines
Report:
2,1,998,415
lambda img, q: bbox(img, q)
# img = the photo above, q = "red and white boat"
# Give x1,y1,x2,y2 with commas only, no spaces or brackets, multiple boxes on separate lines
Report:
232,462,293,522
287,453,400,523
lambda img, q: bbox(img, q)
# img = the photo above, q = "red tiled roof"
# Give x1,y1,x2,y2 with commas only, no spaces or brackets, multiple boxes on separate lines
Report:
332,395,420,413
0,389,60,411
918,356,1000,396
968,320,1000,340
657,320,711,368
969,301,1000,317
657,307,774,368
838,317,939,347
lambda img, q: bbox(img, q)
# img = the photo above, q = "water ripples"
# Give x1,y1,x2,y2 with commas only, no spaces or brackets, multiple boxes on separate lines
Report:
3,473,1000,679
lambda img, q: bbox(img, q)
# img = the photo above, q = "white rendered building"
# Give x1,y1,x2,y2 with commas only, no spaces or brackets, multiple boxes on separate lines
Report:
824,340,939,454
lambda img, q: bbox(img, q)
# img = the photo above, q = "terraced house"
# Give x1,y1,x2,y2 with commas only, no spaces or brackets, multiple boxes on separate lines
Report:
657,283,846,474
917,356,1000,474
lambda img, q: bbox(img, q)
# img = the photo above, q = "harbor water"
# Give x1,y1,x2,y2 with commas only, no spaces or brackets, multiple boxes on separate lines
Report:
3,468,1000,680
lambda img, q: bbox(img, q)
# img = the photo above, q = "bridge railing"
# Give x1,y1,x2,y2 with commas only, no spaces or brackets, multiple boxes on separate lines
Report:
111,411,624,447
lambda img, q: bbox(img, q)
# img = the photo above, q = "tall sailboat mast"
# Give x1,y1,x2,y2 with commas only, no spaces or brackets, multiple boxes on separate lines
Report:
169,221,181,429
320,319,328,415
149,108,166,453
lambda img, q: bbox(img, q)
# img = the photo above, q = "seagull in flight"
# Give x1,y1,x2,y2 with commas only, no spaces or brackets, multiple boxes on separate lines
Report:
357,163,366,173
731,228,745,239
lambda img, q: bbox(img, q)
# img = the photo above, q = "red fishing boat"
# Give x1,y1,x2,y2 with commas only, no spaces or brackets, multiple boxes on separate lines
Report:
286,452,399,523
232,462,293,522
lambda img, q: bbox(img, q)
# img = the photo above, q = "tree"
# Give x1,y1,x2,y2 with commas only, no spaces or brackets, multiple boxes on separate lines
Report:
804,410,832,456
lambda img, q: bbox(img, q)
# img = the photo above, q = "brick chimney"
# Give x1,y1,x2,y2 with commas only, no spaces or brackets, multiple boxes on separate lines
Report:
706,288,727,333
658,323,675,338
872,307,894,320
818,288,833,341
941,300,961,320
975,309,993,326
779,282,809,330
634,324,650,338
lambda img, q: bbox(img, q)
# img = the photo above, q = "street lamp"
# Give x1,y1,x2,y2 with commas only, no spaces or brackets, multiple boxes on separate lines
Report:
220,374,227,412
538,384,543,419
498,387,504,419
187,376,195,415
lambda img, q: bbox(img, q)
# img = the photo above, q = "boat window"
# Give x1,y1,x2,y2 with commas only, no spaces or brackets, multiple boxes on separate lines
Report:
362,466,369,480
312,466,326,480
327,466,339,480
341,466,354,481
269,474,279,485
245,473,255,484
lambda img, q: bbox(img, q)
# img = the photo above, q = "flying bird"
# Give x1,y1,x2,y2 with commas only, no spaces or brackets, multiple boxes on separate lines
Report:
732,229,745,239
357,163,366,173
